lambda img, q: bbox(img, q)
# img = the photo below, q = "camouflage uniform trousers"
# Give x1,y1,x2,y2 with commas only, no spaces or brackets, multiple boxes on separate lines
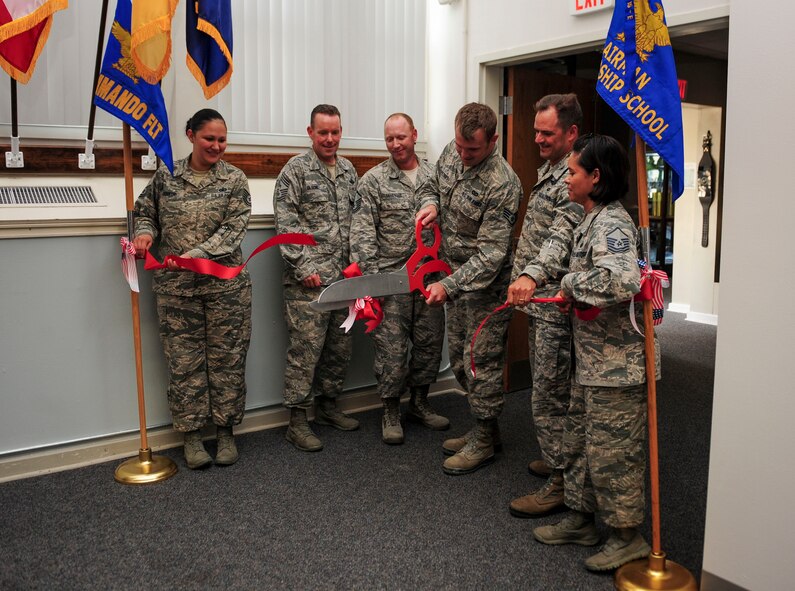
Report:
527,316,573,470
371,292,445,400
563,382,648,528
282,284,352,409
446,282,511,420
156,285,252,432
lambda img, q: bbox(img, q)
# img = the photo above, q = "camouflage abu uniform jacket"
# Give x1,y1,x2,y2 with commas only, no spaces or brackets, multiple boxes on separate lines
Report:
513,155,583,323
351,156,433,274
134,156,252,296
274,149,358,287
559,200,661,387
418,141,522,297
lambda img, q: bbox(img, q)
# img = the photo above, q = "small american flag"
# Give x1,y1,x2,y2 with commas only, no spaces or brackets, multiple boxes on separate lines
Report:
637,259,669,326
120,237,140,293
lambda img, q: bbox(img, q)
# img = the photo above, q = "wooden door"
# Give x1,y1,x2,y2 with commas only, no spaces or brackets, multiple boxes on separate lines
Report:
503,66,597,391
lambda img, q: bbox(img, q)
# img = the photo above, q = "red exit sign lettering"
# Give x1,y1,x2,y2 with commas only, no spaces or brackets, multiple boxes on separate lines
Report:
570,0,614,15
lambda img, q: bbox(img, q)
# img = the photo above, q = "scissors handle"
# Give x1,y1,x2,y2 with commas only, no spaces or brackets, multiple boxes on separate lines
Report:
405,220,442,277
409,258,453,298
405,221,451,298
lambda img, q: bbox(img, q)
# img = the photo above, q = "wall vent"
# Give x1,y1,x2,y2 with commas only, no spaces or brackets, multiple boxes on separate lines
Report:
0,186,98,205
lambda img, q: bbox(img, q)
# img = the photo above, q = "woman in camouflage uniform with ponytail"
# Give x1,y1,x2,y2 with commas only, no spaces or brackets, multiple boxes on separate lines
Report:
133,109,252,470
532,134,658,572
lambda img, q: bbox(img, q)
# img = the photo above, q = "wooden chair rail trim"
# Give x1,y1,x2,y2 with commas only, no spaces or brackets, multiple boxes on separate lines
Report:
0,145,387,178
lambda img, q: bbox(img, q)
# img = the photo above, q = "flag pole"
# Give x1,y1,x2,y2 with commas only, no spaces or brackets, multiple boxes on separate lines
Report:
114,122,177,485
79,0,111,169
5,79,24,168
614,135,696,590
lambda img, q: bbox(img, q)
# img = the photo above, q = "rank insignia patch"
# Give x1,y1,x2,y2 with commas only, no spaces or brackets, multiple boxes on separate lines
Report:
606,228,631,253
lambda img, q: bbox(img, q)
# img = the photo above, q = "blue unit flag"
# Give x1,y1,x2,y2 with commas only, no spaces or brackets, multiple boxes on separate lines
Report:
597,0,684,199
186,0,233,99
93,0,173,174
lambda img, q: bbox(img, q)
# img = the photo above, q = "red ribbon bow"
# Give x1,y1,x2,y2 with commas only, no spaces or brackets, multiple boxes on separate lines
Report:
339,263,384,333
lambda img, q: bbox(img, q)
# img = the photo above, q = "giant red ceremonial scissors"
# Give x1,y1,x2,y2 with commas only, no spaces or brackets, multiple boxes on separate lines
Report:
310,221,452,312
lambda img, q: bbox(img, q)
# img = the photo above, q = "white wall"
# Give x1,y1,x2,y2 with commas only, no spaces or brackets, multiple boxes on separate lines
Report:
426,0,729,154
465,0,728,96
426,0,467,159
669,104,722,325
701,2,795,590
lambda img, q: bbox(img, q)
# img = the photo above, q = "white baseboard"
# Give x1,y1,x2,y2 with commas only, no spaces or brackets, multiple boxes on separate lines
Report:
686,311,719,325
667,302,690,314
0,378,464,483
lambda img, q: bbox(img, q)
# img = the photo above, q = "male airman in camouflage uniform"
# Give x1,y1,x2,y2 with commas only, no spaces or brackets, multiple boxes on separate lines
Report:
274,104,360,452
416,103,522,475
531,134,657,571
506,94,584,516
351,113,448,445
134,146,252,469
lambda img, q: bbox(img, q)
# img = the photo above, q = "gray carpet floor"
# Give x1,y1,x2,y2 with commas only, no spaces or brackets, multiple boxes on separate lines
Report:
0,311,715,590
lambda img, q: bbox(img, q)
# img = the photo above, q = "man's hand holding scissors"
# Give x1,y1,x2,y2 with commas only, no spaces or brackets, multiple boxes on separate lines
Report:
416,204,438,227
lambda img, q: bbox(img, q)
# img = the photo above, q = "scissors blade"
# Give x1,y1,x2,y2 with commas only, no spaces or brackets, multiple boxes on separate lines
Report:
310,270,410,311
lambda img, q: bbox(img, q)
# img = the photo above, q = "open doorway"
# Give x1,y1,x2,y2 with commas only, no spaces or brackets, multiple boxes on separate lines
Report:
501,27,728,390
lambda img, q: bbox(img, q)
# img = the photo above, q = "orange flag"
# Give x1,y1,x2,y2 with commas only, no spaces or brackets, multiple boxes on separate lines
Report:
130,0,177,84
0,0,68,83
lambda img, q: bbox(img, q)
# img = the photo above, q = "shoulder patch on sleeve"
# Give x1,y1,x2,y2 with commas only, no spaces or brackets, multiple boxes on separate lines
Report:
502,208,517,226
606,228,631,253
276,177,290,202
243,189,252,207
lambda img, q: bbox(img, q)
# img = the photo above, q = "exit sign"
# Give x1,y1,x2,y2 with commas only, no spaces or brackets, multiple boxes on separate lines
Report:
570,0,614,15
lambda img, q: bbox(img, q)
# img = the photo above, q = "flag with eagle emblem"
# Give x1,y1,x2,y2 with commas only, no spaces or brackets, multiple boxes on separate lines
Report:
93,0,173,173
597,0,684,199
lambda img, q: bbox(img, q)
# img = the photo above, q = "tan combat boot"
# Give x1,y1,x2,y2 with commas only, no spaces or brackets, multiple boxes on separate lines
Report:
215,426,239,466
442,422,502,456
584,528,651,571
509,470,565,517
407,385,450,431
533,511,600,546
183,430,212,469
442,418,496,475
314,395,360,431
382,398,404,444
527,459,553,478
285,407,323,452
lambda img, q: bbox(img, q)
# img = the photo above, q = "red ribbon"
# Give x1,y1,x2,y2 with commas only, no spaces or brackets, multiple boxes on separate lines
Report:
340,262,384,333
469,302,511,378
142,233,316,279
469,296,601,378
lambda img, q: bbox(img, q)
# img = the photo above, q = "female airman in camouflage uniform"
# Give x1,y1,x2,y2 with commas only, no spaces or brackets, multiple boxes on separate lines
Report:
133,109,252,470
532,134,658,571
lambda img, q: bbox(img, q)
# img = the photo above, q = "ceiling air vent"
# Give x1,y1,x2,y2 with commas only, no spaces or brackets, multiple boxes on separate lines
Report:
0,186,98,205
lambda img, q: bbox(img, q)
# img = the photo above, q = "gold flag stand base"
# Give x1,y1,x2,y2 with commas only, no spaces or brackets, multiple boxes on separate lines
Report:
615,551,698,591
114,448,177,485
